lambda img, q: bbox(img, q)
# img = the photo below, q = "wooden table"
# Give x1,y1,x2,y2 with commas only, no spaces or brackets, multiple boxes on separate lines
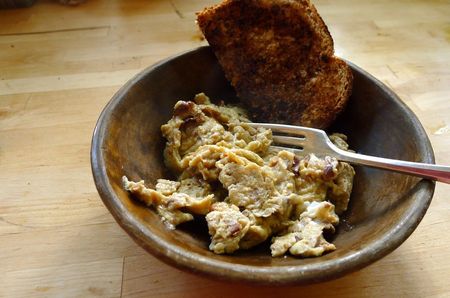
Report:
1,0,449,297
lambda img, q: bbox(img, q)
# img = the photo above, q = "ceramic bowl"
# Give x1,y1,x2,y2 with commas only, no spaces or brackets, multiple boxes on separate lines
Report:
91,46,435,285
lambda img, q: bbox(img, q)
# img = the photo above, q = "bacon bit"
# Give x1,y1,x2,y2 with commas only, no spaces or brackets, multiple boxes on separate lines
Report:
292,156,301,176
183,116,196,124
173,101,195,117
229,221,241,237
323,164,335,180
323,157,337,180
201,106,228,124
179,116,197,130
202,106,222,119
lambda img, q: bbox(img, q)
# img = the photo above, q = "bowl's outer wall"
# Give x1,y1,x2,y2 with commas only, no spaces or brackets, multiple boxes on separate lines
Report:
91,46,435,285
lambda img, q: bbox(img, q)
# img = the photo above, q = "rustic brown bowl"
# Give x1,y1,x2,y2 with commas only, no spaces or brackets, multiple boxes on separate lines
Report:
91,46,435,285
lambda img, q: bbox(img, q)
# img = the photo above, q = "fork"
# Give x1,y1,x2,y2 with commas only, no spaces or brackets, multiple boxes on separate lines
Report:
247,123,450,184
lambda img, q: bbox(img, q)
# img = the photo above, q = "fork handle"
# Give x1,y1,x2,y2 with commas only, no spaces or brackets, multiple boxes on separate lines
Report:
336,149,450,184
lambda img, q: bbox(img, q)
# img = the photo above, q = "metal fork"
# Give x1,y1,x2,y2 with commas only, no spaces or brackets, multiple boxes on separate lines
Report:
247,123,450,184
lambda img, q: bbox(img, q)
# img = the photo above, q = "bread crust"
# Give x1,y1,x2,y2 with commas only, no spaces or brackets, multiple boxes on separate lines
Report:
197,0,353,129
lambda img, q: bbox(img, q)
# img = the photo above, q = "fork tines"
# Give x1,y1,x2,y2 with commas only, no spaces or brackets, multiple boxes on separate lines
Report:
246,122,330,154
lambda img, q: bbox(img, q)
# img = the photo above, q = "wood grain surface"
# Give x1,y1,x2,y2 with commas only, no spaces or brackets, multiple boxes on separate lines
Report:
0,0,449,297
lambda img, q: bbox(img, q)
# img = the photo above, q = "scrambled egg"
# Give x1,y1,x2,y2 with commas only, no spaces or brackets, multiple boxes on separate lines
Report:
123,93,355,257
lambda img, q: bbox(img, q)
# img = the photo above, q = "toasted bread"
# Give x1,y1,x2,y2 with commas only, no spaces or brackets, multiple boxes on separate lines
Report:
197,0,353,129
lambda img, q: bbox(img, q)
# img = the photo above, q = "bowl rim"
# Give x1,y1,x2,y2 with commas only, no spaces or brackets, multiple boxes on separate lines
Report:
91,46,436,285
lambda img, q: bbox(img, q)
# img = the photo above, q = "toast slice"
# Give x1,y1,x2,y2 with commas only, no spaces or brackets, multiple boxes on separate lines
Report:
197,0,353,129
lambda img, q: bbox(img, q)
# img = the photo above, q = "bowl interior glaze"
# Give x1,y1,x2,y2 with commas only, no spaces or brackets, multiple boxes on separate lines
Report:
91,46,435,285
